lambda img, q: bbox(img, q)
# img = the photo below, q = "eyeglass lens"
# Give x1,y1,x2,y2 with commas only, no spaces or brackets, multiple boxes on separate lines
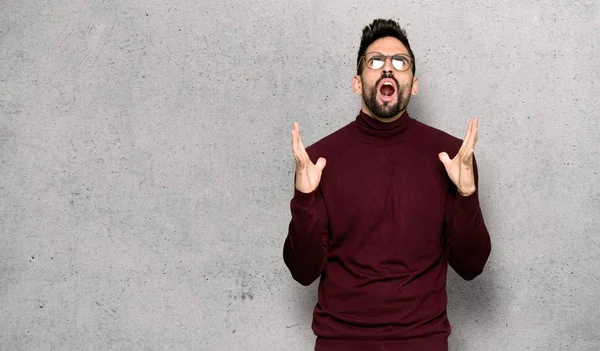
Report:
367,54,410,71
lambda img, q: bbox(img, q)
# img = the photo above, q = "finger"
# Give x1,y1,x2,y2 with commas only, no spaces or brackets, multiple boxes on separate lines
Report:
471,118,479,150
294,122,302,147
291,123,299,158
438,152,451,167
464,119,478,161
456,119,472,157
298,129,311,160
298,126,305,151
462,123,477,165
464,118,477,150
460,118,479,157
298,130,304,150
292,124,307,165
315,157,327,170
293,123,312,167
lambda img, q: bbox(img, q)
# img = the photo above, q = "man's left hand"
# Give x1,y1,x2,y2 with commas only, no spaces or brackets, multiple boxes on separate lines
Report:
438,118,479,197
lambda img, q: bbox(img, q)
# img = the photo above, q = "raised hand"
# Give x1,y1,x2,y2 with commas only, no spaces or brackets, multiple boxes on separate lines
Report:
292,122,326,194
438,118,479,196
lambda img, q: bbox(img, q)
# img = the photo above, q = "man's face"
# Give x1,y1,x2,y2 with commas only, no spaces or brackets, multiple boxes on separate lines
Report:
352,37,418,121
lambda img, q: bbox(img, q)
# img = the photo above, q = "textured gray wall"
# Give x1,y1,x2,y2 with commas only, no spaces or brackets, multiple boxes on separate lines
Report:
1,0,599,350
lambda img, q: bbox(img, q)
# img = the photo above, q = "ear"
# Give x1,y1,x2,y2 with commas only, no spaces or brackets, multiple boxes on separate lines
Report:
411,76,419,96
352,75,363,95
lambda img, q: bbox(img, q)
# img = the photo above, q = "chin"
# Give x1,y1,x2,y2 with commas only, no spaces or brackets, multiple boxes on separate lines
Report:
378,105,400,118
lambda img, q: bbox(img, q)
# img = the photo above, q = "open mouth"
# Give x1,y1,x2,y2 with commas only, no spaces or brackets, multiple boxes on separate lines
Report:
380,82,395,96
378,79,397,102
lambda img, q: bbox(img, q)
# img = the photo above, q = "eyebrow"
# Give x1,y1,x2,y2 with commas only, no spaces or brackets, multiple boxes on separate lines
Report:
365,52,411,57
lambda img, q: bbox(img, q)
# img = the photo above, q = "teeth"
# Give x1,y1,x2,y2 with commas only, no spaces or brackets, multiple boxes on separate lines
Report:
383,82,392,86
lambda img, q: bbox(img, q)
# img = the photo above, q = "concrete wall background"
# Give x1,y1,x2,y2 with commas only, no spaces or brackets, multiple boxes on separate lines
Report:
1,0,599,350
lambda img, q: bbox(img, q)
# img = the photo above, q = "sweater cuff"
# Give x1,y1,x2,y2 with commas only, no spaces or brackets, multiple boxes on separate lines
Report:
291,188,317,210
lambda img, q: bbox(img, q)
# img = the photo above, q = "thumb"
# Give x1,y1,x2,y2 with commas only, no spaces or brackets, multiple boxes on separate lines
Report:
438,152,451,166
315,157,327,171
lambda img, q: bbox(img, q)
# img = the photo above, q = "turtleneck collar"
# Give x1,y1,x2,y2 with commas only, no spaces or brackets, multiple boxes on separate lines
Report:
355,109,413,141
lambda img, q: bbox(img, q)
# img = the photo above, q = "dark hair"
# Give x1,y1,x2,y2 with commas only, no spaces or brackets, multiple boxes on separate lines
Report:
356,19,415,75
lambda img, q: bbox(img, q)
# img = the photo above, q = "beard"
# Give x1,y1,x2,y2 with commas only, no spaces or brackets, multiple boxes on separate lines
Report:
362,75,412,119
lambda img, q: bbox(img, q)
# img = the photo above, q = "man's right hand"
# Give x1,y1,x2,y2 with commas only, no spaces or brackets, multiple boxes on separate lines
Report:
292,122,326,194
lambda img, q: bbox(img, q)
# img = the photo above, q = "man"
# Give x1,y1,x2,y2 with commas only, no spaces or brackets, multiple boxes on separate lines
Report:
283,19,491,350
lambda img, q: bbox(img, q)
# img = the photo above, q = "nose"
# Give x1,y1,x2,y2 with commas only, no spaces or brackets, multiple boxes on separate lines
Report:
382,56,394,72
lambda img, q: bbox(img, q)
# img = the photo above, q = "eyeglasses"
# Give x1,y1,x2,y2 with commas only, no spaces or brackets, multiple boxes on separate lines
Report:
359,52,413,72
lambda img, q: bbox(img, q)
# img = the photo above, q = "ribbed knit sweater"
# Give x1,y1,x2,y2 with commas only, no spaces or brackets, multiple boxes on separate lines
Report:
283,110,491,351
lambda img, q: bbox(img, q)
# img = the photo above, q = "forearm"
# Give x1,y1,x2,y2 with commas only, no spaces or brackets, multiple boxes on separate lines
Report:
283,189,328,286
447,190,491,280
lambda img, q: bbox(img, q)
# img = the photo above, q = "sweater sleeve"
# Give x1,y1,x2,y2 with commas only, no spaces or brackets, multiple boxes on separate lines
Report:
444,155,491,280
283,187,330,286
